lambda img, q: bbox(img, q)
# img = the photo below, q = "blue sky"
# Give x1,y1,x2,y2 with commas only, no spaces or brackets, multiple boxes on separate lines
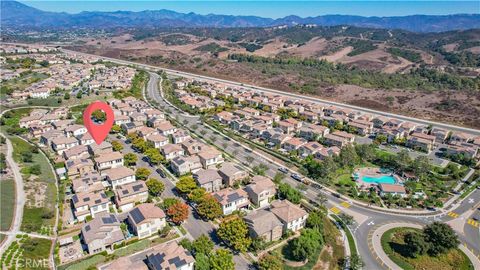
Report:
21,1,480,18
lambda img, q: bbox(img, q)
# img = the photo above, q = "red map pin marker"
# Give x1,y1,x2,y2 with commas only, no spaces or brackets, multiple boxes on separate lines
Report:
83,101,115,145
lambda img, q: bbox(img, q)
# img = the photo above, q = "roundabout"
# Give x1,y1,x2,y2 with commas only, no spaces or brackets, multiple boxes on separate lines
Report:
370,222,480,270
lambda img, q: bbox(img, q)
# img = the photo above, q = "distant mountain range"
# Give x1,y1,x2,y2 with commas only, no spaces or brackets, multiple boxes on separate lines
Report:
1,0,479,32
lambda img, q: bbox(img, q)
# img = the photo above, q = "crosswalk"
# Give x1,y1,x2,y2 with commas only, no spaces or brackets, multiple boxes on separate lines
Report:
330,206,341,214
447,212,459,218
340,201,351,208
467,219,479,228
329,201,351,215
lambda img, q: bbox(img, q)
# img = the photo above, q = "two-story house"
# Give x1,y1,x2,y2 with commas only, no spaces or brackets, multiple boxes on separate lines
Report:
104,166,136,189
212,188,250,215
127,203,166,239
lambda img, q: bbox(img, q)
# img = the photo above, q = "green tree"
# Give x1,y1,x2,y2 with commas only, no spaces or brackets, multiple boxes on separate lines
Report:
146,178,165,197
209,249,235,270
176,175,197,194
111,124,122,134
135,167,151,180
423,222,459,256
217,217,252,252
355,144,376,162
375,134,387,144
195,252,211,270
257,252,282,270
306,210,324,232
196,194,222,220
192,234,214,255
63,92,70,100
162,197,180,210
124,153,137,166
188,188,207,204
395,150,412,172
278,183,302,204
91,109,106,122
290,228,323,261
76,92,82,99
338,144,359,167
127,132,138,141
273,172,284,184
412,156,431,177
111,140,123,152
404,231,430,258
132,137,148,153
145,148,165,165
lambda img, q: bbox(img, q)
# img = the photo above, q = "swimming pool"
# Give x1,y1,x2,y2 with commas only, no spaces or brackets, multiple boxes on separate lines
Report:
361,175,396,184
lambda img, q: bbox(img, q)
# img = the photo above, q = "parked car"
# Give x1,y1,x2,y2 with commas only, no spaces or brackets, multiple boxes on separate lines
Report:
278,167,288,174
291,173,303,181
156,168,166,178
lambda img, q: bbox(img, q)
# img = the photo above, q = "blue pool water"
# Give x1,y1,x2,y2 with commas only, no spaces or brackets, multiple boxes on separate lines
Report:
361,175,396,184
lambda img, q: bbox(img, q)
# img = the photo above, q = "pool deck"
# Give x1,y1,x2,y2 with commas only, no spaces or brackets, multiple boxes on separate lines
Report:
353,167,402,189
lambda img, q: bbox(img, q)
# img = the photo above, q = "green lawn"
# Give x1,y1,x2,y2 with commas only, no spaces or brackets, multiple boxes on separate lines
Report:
0,179,15,231
381,227,473,270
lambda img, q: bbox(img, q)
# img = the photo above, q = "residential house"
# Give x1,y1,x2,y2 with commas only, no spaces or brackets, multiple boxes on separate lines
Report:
245,176,276,207
63,145,89,160
243,209,283,242
282,137,307,152
170,155,203,176
406,132,436,153
127,204,166,239
157,121,177,136
218,162,248,187
298,141,324,157
51,136,79,154
145,241,195,270
72,191,110,222
431,128,449,143
95,151,124,171
298,124,329,141
193,169,223,192
270,200,308,232
66,158,95,177
114,181,149,212
161,144,185,160
104,166,136,189
146,134,169,149
65,124,87,137
76,133,95,145
324,131,355,148
348,119,373,136
172,130,190,144
81,213,124,254
198,147,224,169
212,188,250,215
72,172,104,194
450,132,475,144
